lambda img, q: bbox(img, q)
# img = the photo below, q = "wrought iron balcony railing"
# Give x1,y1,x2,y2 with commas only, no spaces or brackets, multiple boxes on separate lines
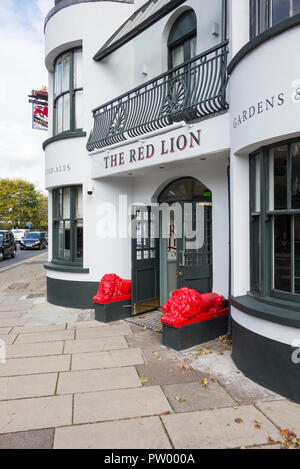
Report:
87,41,229,151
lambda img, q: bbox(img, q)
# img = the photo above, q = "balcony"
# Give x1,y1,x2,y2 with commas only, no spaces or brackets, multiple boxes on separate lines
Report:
87,41,229,152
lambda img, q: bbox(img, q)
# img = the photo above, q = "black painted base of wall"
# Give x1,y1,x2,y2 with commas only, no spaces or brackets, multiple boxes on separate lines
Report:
163,315,229,351
94,300,132,323
47,277,99,309
232,319,300,404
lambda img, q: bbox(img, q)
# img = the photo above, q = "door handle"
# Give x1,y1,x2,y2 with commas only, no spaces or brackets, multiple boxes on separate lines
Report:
179,250,185,267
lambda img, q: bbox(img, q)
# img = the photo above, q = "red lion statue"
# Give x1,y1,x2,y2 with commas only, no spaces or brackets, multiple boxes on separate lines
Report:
93,274,131,305
161,287,228,328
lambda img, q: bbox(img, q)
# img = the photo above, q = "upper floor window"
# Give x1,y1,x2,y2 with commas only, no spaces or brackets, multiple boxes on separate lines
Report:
53,48,83,136
168,10,197,69
251,0,300,38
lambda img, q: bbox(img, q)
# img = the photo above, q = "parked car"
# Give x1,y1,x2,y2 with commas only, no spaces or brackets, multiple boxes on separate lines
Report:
45,233,48,245
12,229,28,243
0,231,17,261
20,232,47,250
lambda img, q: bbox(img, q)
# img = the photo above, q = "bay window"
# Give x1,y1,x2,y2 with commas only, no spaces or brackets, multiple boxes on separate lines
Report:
53,48,83,136
250,141,300,301
250,0,300,38
52,185,83,265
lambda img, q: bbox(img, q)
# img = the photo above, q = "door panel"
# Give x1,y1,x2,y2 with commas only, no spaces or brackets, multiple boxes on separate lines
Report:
132,206,160,315
176,202,212,293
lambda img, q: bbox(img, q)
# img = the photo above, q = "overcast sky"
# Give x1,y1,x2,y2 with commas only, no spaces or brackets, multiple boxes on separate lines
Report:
0,0,53,193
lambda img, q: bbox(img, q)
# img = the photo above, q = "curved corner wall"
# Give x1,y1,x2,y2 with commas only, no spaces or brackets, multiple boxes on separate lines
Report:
44,0,134,308
229,20,300,404
229,19,300,155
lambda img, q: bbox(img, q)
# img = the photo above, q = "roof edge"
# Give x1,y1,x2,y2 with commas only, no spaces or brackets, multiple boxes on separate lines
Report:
44,0,134,31
93,0,188,61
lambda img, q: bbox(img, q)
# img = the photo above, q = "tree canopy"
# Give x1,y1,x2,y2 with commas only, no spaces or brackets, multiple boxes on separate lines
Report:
0,179,48,230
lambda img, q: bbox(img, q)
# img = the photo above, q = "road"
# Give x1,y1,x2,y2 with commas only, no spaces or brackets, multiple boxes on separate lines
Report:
0,244,48,270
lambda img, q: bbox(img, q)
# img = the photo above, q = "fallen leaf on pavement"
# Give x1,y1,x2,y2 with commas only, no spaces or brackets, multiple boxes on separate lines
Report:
139,376,149,384
175,397,186,403
235,418,244,424
202,378,209,388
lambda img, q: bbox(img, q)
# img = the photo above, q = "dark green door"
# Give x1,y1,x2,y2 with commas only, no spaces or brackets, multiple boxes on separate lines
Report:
132,206,160,315
176,201,212,293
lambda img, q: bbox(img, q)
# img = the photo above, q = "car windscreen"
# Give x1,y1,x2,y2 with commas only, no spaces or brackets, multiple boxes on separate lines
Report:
23,233,40,239
0,233,3,242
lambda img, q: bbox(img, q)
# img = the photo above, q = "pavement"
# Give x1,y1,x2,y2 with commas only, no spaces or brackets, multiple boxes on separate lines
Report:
0,254,299,449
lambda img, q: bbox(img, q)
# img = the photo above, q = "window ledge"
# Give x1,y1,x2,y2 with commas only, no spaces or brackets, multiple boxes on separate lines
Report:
43,130,86,150
228,13,300,75
44,262,89,274
230,294,300,329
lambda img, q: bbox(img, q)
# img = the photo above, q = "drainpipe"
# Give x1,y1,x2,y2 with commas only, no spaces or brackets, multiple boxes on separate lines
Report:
227,160,232,336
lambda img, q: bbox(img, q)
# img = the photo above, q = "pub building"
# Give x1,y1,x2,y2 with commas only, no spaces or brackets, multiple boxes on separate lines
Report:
43,0,300,402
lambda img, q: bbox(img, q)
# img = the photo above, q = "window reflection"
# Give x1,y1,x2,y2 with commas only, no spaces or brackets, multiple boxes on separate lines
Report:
295,216,300,293
269,146,288,211
291,143,300,209
272,0,290,26
274,215,291,292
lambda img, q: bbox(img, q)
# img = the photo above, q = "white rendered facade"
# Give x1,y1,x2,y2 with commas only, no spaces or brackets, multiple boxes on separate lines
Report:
44,0,300,402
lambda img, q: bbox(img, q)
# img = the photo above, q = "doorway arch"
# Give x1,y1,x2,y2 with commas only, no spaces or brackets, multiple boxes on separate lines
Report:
157,177,213,304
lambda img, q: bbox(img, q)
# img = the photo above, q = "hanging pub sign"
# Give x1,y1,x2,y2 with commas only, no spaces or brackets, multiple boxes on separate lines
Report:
32,103,48,131
28,87,48,131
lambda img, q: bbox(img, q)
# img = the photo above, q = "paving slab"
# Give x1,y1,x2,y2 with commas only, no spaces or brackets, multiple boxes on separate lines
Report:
64,336,128,355
162,405,281,449
0,318,27,327
15,330,74,344
0,354,71,377
0,395,72,434
54,417,171,449
0,429,54,449
57,367,141,394
0,328,12,335
136,360,200,386
71,348,144,371
74,386,172,424
178,343,284,405
256,400,300,435
12,324,67,334
0,312,25,320
163,381,236,412
0,306,27,313
25,304,78,325
0,335,17,346
76,324,133,340
125,328,164,350
0,373,57,400
6,341,64,359
67,320,108,330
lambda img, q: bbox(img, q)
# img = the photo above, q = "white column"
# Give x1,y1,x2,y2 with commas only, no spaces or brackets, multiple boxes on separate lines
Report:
230,151,250,297
228,0,250,59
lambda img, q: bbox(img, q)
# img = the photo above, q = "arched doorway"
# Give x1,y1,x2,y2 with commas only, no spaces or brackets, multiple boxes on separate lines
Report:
158,177,213,304
131,177,212,316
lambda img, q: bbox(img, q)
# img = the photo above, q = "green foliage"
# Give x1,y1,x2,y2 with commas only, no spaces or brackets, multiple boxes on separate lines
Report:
0,179,48,230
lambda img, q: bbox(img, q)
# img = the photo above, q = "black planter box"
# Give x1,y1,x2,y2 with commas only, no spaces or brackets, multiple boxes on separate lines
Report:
94,299,132,323
162,315,229,351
